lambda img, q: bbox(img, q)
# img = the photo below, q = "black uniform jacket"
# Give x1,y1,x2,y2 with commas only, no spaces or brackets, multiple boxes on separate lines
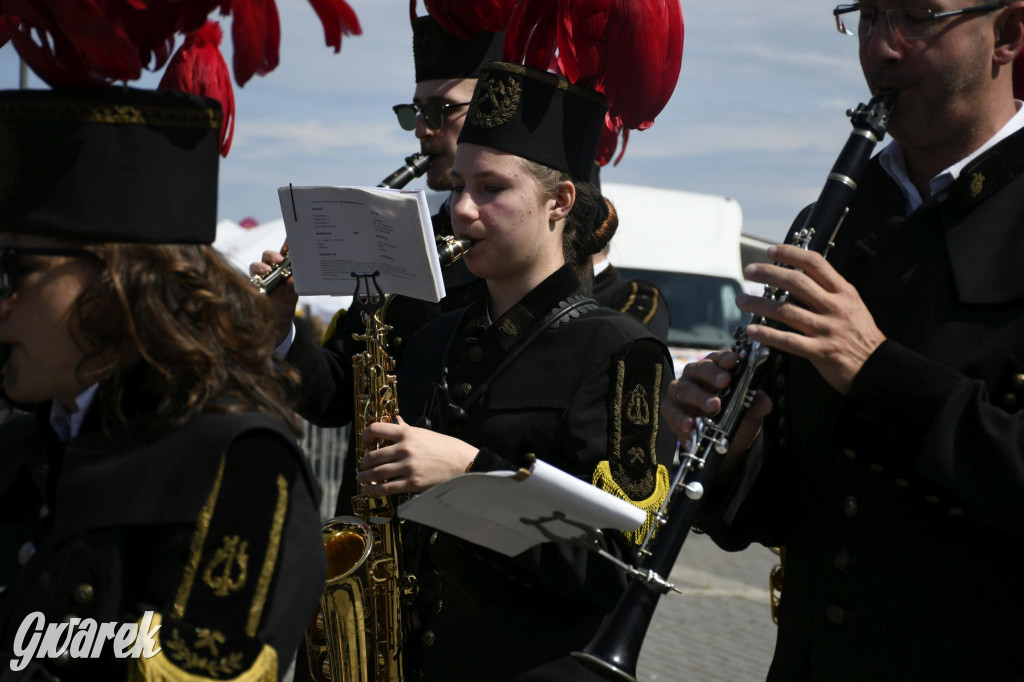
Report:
0,400,324,681
592,263,670,343
397,265,677,681
700,128,1024,681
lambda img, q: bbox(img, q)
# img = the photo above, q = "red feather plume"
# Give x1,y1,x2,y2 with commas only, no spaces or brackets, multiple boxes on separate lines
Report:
0,0,362,157
0,15,11,49
307,0,362,54
422,0,516,40
504,0,558,70
600,0,683,131
230,0,280,87
159,21,235,156
595,115,629,167
506,0,684,132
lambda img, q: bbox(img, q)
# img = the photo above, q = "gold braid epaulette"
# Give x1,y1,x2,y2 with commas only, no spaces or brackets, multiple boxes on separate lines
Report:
592,462,670,545
0,100,220,129
127,613,278,682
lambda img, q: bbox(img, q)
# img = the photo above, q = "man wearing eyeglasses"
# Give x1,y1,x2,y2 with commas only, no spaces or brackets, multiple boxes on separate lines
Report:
664,1,1024,679
394,15,496,193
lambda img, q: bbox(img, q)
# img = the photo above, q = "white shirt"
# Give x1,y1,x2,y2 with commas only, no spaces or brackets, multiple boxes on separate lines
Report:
49,383,99,443
879,100,1024,214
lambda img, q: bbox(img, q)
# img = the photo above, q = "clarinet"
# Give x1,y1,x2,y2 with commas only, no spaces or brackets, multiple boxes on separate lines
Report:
572,90,897,682
251,152,434,295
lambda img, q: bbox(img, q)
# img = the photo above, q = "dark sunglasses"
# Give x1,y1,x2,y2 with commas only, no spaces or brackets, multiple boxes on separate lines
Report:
392,101,471,131
0,246,103,299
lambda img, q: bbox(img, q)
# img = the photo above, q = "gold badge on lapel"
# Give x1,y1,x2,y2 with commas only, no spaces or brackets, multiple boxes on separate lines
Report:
468,74,522,129
969,172,985,199
498,317,519,337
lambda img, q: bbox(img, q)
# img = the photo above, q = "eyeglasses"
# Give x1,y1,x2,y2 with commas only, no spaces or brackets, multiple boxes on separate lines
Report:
0,246,103,299
834,2,1009,41
392,101,471,131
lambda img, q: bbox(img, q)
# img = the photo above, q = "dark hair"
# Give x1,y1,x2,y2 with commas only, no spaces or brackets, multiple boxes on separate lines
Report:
519,159,619,280
71,243,301,436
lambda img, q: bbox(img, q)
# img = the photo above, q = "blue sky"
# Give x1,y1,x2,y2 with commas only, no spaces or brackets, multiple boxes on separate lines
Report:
0,2,871,243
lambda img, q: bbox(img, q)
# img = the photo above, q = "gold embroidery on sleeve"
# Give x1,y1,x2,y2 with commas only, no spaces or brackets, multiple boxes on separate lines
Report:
246,474,289,637
202,536,249,597
173,456,227,619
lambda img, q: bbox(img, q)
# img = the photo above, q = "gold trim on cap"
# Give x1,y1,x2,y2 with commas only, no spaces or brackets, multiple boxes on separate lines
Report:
0,100,221,130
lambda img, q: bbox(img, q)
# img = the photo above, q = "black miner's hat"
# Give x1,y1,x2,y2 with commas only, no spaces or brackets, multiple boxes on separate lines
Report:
412,15,503,82
0,87,221,244
458,62,609,183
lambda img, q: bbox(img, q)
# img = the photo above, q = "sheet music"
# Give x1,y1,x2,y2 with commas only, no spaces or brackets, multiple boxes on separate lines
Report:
398,459,647,556
278,185,444,301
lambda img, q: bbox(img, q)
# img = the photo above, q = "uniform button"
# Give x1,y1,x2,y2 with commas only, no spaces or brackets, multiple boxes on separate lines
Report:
1013,373,1024,388
826,605,845,625
843,448,858,460
774,355,785,369
468,346,484,362
776,417,786,430
434,599,444,615
1002,393,1018,408
18,542,35,566
842,497,859,518
892,478,909,488
429,531,439,546
39,504,50,518
948,507,965,516
833,550,850,571
868,463,885,473
776,395,786,409
421,630,435,647
73,584,95,604
775,375,786,389
392,336,404,348
923,495,940,504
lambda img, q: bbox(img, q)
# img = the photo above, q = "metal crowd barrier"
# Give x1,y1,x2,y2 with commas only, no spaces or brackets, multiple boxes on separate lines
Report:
299,421,350,519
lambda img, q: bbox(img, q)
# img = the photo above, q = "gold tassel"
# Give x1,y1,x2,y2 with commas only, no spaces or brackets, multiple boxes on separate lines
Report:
592,461,670,545
128,613,278,682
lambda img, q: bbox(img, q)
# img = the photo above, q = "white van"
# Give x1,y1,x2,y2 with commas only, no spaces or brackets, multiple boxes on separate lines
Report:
601,182,748,374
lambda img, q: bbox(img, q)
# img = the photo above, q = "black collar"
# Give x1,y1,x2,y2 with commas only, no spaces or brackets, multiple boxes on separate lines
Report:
470,265,581,352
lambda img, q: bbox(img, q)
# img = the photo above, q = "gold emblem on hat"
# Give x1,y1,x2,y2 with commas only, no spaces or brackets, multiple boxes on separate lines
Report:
202,535,249,597
626,384,651,426
969,172,985,198
468,74,522,129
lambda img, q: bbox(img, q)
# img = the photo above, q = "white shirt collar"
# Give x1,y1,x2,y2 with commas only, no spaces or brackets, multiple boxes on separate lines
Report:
592,259,611,277
49,383,100,443
879,100,1024,214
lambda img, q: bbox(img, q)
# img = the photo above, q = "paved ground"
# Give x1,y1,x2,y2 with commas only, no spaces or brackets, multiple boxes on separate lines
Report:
635,533,779,681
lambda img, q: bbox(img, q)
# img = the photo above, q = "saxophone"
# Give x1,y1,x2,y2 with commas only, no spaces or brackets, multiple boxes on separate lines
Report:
305,237,472,682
